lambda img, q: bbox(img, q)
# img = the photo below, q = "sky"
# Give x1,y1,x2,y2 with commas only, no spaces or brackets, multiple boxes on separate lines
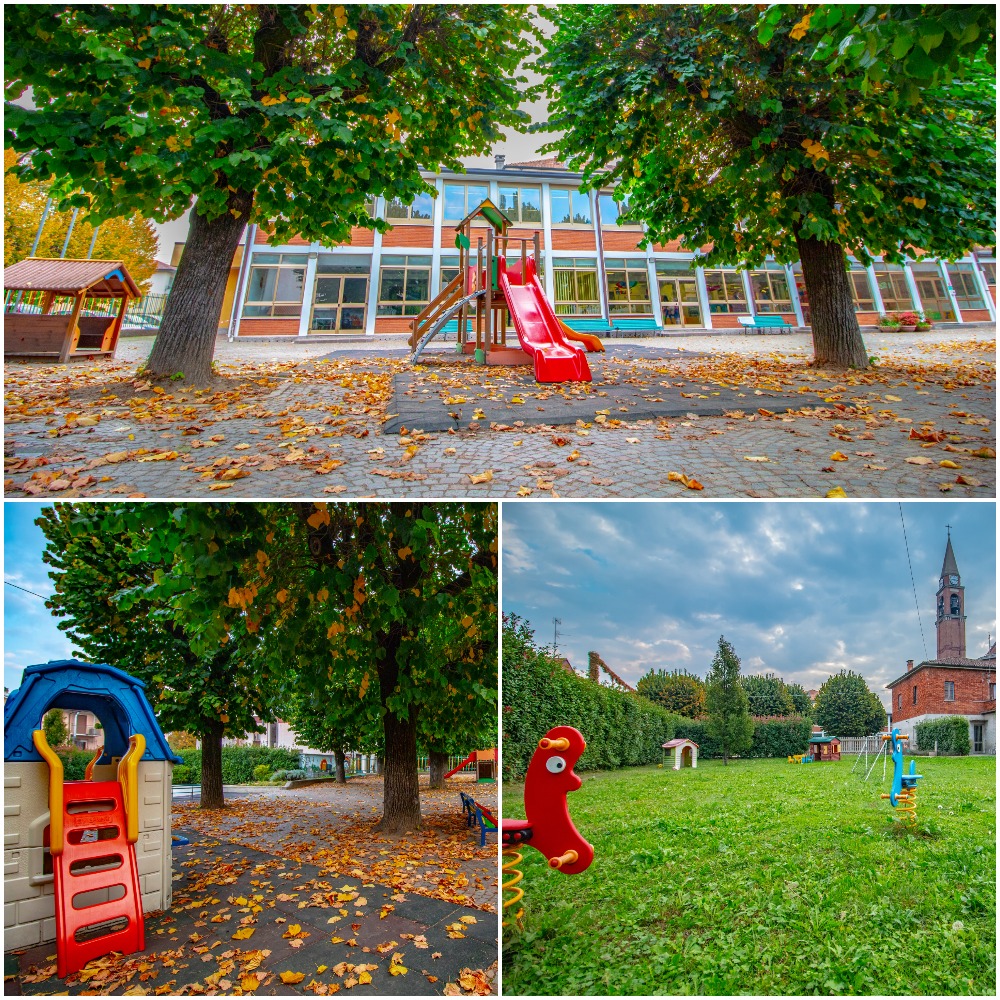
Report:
501,501,997,709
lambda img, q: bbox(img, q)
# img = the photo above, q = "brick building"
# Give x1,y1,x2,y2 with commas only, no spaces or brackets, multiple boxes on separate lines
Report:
172,157,997,340
886,533,996,753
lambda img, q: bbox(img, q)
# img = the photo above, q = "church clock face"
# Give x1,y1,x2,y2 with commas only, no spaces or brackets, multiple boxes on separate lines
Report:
949,574,959,585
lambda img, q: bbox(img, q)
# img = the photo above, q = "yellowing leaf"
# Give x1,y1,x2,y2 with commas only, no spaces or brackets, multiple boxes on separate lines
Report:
308,508,331,529
826,487,848,498
938,459,962,469
280,971,306,985
905,456,933,465
468,470,493,485
829,452,849,462
232,927,255,940
884,394,903,402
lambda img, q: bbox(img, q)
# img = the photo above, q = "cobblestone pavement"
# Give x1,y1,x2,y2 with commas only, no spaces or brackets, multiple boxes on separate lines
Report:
5,328,995,499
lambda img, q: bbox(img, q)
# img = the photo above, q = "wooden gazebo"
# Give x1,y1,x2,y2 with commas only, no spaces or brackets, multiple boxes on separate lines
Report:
4,257,140,362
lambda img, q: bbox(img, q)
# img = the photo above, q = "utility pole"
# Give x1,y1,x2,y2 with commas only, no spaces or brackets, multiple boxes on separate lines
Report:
552,617,562,655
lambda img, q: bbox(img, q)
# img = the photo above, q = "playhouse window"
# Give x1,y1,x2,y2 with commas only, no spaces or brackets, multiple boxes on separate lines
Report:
944,680,955,701
443,183,489,221
550,188,592,226
499,186,542,224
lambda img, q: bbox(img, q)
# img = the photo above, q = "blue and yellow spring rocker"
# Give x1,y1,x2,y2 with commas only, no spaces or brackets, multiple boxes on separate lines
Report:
880,727,923,826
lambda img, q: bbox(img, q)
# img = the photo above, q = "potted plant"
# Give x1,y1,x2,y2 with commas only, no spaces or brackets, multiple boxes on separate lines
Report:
897,310,919,331
877,312,902,332
915,311,933,331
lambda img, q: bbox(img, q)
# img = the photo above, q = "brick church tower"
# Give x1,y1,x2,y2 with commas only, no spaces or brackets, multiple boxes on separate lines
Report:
936,530,966,661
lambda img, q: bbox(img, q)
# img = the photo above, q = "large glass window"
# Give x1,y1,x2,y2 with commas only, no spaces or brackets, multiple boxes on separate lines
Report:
598,194,640,227
552,257,600,315
978,259,996,290
749,264,792,314
310,255,369,332
846,263,876,311
703,269,748,314
910,262,955,321
498,185,542,224
384,192,434,221
242,253,307,317
872,263,914,312
945,263,986,310
443,183,489,221
605,257,652,314
656,261,702,327
440,254,462,289
551,188,593,226
377,255,432,315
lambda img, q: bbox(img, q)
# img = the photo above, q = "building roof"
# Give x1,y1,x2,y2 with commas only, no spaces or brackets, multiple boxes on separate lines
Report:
885,656,996,690
810,736,840,744
3,257,140,298
662,738,698,749
506,157,567,170
941,534,960,578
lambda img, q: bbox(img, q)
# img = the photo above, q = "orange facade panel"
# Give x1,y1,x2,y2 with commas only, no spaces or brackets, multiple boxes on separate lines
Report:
375,317,414,334
347,227,375,247
381,226,435,248
551,230,597,251
602,231,646,252
651,239,685,253
960,309,992,322
238,318,300,336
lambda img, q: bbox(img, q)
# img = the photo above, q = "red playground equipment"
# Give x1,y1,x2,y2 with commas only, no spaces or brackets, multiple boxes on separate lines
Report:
408,199,602,383
502,726,594,927
444,748,497,782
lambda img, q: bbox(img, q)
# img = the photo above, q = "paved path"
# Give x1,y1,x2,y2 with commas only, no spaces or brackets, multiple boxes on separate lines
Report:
5,329,994,498
9,827,495,996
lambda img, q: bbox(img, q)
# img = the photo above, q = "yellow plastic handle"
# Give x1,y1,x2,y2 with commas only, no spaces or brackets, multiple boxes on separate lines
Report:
538,737,570,751
32,729,64,856
549,849,579,870
117,733,146,845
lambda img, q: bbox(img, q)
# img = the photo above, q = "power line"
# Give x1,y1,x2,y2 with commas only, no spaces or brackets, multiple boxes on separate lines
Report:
4,581,50,601
898,503,928,661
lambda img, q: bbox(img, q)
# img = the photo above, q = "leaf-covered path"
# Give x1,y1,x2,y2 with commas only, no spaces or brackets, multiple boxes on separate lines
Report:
7,779,497,997
4,329,994,498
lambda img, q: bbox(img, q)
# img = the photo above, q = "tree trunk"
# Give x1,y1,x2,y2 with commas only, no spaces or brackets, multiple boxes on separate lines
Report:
428,749,449,789
334,749,347,785
200,719,225,809
144,189,254,383
376,711,421,833
795,233,870,370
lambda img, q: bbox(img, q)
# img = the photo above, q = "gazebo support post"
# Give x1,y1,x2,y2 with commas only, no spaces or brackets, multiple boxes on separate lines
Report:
105,293,130,352
59,291,85,364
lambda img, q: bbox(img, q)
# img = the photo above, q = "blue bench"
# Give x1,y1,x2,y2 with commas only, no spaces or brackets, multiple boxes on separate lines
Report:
562,318,612,334
459,791,497,846
737,315,794,333
611,317,662,334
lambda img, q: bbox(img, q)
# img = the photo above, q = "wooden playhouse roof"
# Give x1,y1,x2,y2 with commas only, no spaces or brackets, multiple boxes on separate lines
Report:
3,257,140,298
454,197,513,235
662,738,698,749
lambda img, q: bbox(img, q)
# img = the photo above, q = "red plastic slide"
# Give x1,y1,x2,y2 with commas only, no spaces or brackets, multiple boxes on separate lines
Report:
500,257,592,383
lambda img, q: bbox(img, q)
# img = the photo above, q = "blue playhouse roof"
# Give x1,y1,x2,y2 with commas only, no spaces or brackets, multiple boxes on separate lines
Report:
4,659,181,765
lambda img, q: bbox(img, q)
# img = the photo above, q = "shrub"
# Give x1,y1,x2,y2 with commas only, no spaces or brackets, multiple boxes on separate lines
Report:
168,746,301,784
172,764,194,784
252,764,272,782
503,615,684,779
671,718,723,759
748,717,813,758
914,716,971,755
270,768,309,782
56,746,93,781
898,310,920,326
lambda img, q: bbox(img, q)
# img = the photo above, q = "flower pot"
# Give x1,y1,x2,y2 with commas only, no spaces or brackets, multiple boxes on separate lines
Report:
900,324,917,331
879,325,901,333
916,324,932,331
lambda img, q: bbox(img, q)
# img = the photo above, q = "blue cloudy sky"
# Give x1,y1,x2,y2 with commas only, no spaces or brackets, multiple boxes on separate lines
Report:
502,501,996,709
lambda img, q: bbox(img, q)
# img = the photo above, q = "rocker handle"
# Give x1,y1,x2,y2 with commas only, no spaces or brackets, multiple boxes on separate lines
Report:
538,737,571,751
549,849,579,870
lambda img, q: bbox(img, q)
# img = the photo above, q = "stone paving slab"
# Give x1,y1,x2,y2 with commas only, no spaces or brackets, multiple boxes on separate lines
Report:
4,329,995,499
6,828,496,996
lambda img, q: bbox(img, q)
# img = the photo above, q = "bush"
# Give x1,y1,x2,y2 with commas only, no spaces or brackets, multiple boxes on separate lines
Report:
56,747,94,781
270,768,309,782
914,716,971,755
503,615,684,779
172,764,194,784
168,746,301,784
252,764,272,783
670,718,723,759
747,717,813,758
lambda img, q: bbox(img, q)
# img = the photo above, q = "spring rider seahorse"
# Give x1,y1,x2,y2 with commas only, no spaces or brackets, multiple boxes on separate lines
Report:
501,726,594,928
880,727,923,826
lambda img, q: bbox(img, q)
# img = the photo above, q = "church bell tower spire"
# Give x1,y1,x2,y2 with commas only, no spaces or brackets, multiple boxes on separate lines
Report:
936,527,966,660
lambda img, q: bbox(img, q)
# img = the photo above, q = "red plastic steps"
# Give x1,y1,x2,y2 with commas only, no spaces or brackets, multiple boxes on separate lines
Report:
53,780,144,978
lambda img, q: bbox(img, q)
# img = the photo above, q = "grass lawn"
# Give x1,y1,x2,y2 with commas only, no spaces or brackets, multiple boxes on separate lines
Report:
502,757,995,995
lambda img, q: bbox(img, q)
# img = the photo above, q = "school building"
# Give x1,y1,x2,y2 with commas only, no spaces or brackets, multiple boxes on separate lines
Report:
173,158,997,341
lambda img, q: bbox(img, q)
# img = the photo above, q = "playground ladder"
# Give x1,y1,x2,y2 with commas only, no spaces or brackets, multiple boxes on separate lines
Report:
53,779,145,977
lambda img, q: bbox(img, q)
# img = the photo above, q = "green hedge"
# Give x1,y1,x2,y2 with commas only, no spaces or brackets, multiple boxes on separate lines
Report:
914,716,971,755
503,622,684,780
170,746,301,784
670,719,723,759
56,747,94,781
748,717,813,758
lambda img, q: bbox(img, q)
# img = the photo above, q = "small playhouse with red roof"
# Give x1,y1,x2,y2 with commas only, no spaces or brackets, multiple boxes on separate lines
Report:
661,738,699,770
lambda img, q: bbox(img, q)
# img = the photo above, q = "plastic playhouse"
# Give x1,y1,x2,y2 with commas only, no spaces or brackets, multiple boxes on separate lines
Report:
408,199,603,383
501,726,594,927
4,660,180,975
661,738,698,769
881,727,923,826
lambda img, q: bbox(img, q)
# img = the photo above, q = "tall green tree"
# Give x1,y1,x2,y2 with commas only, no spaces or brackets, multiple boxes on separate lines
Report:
38,503,279,810
42,708,69,748
741,673,796,717
704,636,754,765
813,670,886,737
114,501,497,834
538,4,995,369
636,668,706,718
786,682,813,715
5,4,537,381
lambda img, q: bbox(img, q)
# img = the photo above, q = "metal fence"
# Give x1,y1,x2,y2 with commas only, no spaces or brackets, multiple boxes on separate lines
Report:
123,292,169,330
